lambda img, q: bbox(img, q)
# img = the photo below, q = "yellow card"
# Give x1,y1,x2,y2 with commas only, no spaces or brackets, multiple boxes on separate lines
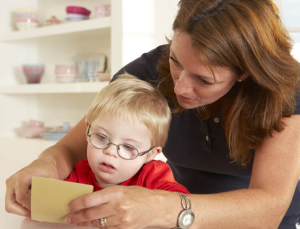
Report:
31,176,93,223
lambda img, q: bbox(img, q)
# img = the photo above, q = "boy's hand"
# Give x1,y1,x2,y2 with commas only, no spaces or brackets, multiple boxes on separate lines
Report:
5,155,59,217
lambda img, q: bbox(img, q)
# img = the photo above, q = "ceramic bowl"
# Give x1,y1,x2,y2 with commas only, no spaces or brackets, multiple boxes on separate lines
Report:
66,13,89,20
16,13,38,20
66,6,91,16
22,64,45,84
16,8,39,31
41,122,71,141
95,4,111,18
17,21,39,31
55,64,78,73
20,126,52,138
29,119,44,127
55,64,78,83
56,75,77,83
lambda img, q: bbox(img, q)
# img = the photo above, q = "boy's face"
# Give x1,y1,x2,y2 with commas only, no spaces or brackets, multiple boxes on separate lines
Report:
87,114,157,188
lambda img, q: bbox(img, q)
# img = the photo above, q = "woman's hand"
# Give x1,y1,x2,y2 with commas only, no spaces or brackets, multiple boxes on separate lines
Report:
66,186,178,229
5,154,59,217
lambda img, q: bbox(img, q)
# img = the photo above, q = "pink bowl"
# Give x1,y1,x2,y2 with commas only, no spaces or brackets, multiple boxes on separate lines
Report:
55,64,78,74
16,13,38,19
17,18,39,23
66,6,91,16
20,127,52,138
22,64,45,84
29,119,44,127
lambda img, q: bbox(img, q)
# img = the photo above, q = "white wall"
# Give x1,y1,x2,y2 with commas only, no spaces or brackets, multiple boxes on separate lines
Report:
121,0,179,65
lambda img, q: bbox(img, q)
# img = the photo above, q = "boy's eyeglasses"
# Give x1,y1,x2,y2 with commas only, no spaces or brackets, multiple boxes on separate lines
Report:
87,124,156,160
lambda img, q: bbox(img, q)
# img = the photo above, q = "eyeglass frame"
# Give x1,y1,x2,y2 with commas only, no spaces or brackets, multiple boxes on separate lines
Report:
86,124,156,160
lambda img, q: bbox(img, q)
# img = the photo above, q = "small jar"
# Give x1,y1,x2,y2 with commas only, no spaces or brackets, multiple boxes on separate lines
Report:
15,8,39,31
95,4,111,18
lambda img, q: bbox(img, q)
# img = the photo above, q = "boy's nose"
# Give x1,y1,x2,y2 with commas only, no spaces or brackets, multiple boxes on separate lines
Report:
103,143,119,158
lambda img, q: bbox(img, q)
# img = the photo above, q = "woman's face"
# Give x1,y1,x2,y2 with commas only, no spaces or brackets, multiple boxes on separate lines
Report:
169,31,239,109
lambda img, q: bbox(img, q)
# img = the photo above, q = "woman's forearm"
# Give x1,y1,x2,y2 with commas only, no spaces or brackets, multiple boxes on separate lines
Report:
39,116,88,180
189,189,288,229
155,188,290,229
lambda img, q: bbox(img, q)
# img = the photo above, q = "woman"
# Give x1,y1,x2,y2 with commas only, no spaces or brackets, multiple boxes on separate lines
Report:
6,0,300,228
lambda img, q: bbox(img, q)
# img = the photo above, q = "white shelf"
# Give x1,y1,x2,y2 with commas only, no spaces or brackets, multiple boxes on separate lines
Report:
287,27,300,33
0,17,111,42
0,82,109,94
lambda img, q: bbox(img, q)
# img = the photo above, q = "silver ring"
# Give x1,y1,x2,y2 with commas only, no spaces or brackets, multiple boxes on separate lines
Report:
100,217,107,227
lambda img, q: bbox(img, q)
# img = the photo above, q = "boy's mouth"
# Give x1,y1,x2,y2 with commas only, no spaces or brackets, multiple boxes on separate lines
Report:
99,162,116,173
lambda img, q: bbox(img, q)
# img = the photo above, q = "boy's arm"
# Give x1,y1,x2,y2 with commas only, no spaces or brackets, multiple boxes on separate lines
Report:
142,161,190,193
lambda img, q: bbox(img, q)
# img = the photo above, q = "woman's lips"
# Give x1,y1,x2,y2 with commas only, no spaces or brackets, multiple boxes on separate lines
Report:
99,162,116,173
177,95,194,103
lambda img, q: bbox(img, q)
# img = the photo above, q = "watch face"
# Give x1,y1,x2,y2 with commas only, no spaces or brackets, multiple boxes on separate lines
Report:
178,209,195,229
183,214,193,225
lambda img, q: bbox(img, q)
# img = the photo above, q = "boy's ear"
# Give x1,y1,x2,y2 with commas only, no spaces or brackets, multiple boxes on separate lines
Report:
86,122,90,141
146,146,162,162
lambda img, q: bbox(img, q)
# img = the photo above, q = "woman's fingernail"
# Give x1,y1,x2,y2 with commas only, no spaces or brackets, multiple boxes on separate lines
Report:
65,217,71,224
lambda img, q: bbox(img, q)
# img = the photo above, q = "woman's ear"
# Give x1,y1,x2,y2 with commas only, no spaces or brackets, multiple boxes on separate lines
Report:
146,146,162,162
238,72,249,82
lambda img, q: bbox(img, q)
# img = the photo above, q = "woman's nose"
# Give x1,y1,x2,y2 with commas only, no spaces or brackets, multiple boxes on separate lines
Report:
174,71,193,95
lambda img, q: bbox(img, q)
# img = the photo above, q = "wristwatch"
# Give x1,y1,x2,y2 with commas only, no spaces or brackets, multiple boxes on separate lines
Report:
176,193,195,229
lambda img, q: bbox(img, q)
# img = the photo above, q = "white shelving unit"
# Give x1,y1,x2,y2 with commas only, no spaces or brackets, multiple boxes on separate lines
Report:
0,0,178,153
0,17,111,42
0,0,119,143
0,82,109,94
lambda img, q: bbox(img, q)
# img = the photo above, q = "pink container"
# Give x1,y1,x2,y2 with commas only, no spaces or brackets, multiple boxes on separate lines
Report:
22,64,45,84
20,126,52,138
55,64,78,83
16,8,39,31
95,4,111,18
16,18,39,23
55,64,78,74
16,13,38,20
66,6,91,16
29,119,44,127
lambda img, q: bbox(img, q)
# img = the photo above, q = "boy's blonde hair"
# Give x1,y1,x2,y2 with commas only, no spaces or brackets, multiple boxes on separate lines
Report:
85,73,171,147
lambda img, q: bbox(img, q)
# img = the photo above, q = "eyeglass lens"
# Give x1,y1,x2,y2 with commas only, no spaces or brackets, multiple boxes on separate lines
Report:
90,133,139,160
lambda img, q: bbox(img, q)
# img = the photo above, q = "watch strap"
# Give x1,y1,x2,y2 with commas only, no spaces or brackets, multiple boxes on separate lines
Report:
176,193,195,229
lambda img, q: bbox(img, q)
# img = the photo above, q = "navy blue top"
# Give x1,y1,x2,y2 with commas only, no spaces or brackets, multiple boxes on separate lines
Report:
112,45,300,225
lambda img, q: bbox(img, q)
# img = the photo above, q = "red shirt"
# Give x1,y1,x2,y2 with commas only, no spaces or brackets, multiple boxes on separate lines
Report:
64,159,189,193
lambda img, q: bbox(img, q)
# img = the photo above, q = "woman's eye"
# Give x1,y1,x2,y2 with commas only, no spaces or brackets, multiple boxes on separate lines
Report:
169,56,180,67
199,78,214,86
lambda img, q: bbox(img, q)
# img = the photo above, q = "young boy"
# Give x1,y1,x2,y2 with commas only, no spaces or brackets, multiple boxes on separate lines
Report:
64,74,189,193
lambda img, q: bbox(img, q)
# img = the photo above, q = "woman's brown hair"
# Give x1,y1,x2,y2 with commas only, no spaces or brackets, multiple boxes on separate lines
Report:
157,0,300,165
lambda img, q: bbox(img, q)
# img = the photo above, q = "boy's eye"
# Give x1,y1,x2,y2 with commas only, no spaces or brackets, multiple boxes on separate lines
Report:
122,144,136,150
97,134,108,140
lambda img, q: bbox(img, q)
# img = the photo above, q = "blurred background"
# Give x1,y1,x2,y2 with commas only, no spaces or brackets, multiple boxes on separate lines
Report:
0,0,299,159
